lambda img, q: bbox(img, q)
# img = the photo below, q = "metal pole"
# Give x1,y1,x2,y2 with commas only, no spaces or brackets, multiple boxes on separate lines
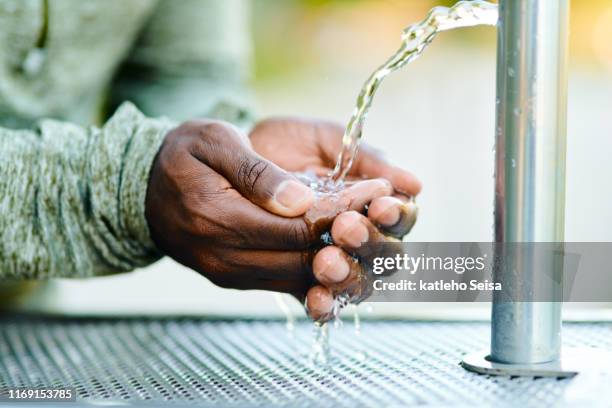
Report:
491,0,569,364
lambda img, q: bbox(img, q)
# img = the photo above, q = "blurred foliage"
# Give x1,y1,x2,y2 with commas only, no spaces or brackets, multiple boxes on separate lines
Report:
251,0,612,80
300,0,366,6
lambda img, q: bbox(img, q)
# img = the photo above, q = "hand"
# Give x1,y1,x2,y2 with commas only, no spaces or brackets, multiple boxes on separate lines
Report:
250,117,421,195
250,118,421,321
146,120,318,295
145,119,412,298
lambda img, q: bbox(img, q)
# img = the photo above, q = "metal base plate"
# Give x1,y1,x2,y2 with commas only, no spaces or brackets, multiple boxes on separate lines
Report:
2,318,612,406
461,347,612,378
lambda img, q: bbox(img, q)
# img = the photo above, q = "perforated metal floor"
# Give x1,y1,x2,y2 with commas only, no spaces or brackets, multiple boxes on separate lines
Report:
1,317,612,407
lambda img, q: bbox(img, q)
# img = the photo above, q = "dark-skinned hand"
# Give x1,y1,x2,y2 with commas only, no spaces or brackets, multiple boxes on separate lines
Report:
146,118,421,321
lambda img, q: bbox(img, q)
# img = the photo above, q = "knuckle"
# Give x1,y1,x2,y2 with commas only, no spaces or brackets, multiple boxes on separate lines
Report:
180,120,234,155
196,121,241,146
158,130,187,164
237,158,271,197
177,119,207,134
198,120,227,138
289,221,314,248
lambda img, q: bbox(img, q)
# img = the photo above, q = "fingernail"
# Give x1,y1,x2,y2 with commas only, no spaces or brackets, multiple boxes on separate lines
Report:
333,212,369,248
275,180,313,209
345,223,369,248
321,252,350,283
306,286,333,320
379,204,400,227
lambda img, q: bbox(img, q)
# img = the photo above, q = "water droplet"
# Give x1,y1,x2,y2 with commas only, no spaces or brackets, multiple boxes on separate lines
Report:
355,351,367,362
508,67,515,77
511,159,516,168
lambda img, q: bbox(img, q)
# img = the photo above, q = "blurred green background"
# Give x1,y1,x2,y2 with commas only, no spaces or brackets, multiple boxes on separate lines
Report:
23,0,612,319
251,0,612,81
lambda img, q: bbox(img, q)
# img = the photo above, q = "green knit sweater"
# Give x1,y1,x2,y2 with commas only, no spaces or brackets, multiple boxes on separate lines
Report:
0,0,252,280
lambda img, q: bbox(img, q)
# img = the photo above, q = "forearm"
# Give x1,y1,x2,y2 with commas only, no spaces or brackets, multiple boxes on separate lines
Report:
0,103,173,279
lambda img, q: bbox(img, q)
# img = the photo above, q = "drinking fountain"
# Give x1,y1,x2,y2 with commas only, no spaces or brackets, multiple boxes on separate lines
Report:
461,0,612,377
4,2,612,406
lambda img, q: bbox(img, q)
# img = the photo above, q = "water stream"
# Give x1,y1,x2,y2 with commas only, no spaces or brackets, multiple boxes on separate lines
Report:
331,0,498,182
279,0,498,365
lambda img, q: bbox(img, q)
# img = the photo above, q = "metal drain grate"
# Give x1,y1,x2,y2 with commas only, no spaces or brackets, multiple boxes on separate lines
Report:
1,317,611,407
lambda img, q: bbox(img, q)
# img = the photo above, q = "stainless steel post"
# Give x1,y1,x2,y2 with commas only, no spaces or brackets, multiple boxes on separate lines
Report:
464,0,612,377
491,0,569,364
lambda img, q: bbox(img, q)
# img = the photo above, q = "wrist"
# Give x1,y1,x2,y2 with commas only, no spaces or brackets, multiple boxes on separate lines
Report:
116,103,175,259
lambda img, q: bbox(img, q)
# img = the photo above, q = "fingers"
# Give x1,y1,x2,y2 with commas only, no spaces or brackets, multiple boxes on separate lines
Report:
341,178,394,212
304,178,394,237
331,211,391,253
309,121,421,196
181,179,320,250
210,248,313,281
197,248,314,295
190,121,314,217
289,120,421,196
313,246,355,286
306,285,334,322
367,196,418,238
224,178,404,250
352,144,422,196
228,203,320,250
216,278,312,296
312,244,365,292
310,242,379,324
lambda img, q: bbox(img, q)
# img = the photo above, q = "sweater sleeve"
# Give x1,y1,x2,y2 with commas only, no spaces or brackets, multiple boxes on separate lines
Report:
0,102,175,279
110,0,255,129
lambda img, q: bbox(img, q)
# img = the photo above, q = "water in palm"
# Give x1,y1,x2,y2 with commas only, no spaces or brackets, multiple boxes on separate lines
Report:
299,1,499,365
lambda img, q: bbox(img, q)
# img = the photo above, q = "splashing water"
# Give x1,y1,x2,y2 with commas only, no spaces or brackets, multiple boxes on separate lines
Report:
311,322,330,365
330,0,498,182
318,0,498,335
281,1,499,365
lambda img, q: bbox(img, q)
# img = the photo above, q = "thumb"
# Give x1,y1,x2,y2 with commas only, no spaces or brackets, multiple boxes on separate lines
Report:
234,154,315,217
192,121,314,217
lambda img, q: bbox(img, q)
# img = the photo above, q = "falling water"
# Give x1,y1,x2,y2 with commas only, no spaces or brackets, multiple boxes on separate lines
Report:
290,1,498,366
273,293,295,335
311,322,330,365
330,0,499,182
352,304,367,362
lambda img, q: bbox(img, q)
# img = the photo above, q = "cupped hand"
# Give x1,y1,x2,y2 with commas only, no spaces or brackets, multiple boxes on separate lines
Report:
250,118,421,321
249,117,421,196
145,119,419,302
